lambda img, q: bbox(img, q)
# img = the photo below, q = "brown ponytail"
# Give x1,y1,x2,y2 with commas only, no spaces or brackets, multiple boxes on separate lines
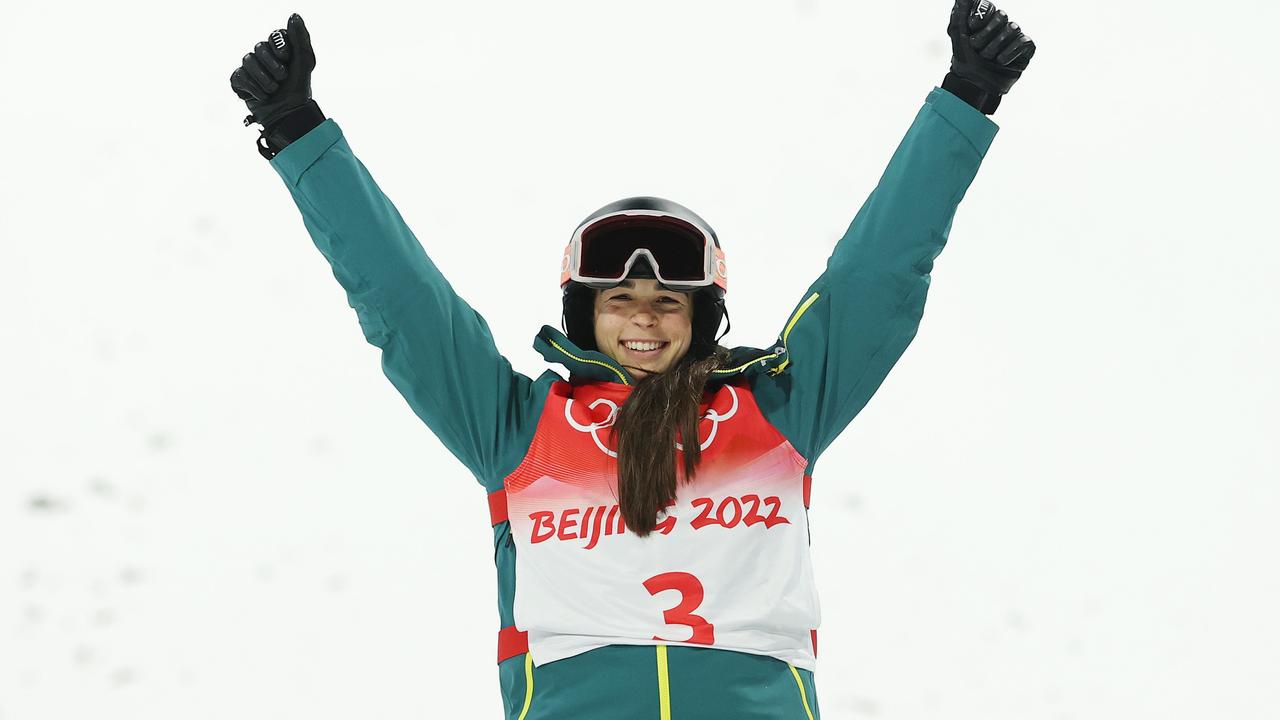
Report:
612,347,730,536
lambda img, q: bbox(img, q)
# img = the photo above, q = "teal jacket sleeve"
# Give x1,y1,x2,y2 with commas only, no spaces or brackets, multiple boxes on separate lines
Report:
750,88,999,468
269,119,554,491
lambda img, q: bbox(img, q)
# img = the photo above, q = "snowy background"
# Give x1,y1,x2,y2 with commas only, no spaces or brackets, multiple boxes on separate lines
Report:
2,0,1277,718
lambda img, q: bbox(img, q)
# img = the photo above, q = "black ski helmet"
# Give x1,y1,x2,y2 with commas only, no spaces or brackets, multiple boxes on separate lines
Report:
560,196,729,359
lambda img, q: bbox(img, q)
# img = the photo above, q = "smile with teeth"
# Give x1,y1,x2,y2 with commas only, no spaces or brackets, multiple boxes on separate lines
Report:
621,340,668,354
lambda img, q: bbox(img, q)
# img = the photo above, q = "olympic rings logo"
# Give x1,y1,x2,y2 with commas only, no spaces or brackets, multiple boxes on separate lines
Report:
563,386,740,458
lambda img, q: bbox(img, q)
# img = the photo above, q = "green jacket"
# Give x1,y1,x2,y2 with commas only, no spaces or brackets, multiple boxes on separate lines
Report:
270,87,997,719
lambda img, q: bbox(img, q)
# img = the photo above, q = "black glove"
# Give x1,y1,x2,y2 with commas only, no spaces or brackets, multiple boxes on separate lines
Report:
230,14,325,160
942,0,1036,115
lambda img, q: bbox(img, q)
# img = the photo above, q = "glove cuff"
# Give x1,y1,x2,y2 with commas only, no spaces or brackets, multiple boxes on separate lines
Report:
942,72,1002,115
252,100,326,160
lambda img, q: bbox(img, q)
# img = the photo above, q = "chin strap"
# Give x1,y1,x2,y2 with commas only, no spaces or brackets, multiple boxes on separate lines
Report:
714,303,731,343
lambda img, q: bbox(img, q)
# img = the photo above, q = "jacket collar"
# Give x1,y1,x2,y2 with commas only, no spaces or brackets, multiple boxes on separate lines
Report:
533,325,786,387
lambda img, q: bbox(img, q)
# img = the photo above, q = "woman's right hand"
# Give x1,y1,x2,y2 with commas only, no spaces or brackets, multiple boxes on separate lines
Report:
230,13,323,158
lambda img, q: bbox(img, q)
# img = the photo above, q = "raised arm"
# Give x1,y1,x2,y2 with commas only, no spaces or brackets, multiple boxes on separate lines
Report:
750,1,1034,468
231,15,552,488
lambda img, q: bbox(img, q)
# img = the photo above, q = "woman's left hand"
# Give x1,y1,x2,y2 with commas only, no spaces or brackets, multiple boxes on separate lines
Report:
943,0,1037,114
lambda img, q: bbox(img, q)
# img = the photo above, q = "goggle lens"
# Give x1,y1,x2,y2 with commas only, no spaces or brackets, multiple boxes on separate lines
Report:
578,215,708,282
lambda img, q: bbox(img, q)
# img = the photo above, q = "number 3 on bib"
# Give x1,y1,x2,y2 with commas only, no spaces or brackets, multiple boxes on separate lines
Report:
643,572,715,645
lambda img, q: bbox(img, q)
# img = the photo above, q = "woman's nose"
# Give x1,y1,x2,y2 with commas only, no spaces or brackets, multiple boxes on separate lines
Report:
630,309,658,326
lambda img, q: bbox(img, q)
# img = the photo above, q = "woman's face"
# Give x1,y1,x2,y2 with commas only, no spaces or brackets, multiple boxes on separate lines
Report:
593,279,693,380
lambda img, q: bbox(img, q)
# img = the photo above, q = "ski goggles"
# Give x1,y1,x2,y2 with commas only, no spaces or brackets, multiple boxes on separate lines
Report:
559,210,728,293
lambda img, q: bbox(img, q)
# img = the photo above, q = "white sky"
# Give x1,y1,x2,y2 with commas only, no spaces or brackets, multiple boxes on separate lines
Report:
2,1,1277,718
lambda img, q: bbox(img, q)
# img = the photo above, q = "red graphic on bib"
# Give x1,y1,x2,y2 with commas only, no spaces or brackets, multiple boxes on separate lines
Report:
505,379,806,550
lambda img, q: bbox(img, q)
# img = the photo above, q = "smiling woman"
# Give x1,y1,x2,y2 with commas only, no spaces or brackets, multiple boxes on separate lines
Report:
232,3,1034,717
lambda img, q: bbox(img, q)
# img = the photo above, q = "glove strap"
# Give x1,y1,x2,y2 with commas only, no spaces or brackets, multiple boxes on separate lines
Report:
942,72,1002,115
253,100,327,160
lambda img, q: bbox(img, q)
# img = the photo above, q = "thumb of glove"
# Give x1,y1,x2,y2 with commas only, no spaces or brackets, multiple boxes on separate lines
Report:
277,14,316,103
